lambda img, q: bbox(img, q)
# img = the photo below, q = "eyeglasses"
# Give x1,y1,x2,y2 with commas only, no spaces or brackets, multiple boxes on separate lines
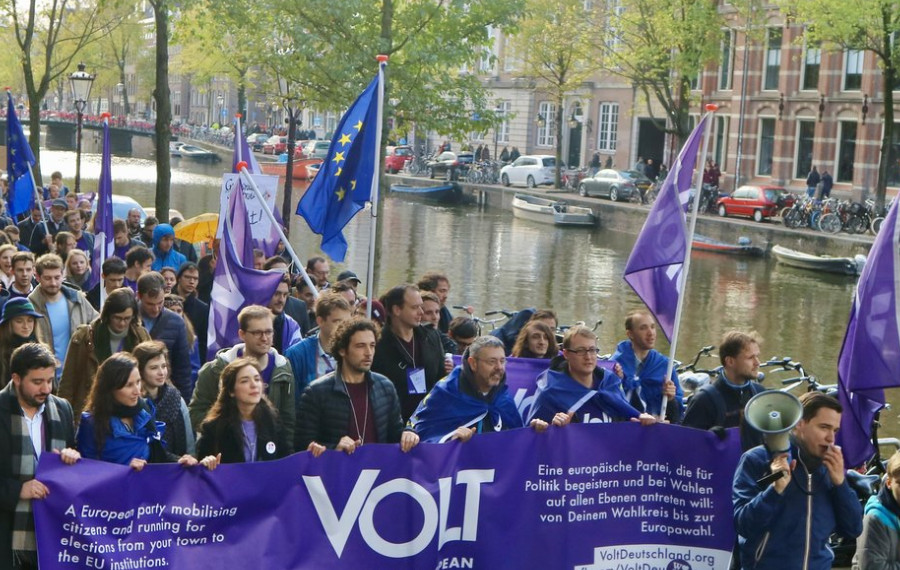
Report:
476,357,507,367
110,314,134,324
244,329,274,339
565,347,600,356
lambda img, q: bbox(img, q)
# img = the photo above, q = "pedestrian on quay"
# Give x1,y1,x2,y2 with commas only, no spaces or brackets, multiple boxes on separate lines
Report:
733,392,862,570
820,169,833,199
806,165,821,199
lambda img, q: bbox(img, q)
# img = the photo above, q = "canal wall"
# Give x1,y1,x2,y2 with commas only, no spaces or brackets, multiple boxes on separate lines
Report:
385,174,875,258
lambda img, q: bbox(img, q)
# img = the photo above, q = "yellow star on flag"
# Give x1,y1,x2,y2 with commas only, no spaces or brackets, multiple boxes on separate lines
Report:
353,120,363,131
335,188,346,201
335,167,343,177
350,180,357,190
332,151,345,164
338,133,352,146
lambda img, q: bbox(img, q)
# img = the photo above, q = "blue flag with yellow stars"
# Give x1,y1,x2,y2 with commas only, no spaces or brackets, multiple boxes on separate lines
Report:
296,74,378,261
6,92,37,217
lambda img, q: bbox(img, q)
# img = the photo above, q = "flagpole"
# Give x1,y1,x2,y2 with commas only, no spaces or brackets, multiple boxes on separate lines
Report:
661,104,717,419
235,114,243,164
98,114,110,308
365,55,388,319
235,163,320,299
25,163,48,233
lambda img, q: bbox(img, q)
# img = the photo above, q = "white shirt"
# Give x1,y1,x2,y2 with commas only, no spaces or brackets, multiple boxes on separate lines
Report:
21,403,46,460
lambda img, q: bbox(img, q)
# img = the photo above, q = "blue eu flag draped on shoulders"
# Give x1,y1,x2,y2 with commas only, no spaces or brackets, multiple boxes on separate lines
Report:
6,92,37,217
296,74,379,262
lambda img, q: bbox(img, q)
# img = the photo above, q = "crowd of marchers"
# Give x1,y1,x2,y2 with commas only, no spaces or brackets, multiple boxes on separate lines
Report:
0,177,893,570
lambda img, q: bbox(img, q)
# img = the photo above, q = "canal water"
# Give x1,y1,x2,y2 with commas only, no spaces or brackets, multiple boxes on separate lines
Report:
37,142,899,443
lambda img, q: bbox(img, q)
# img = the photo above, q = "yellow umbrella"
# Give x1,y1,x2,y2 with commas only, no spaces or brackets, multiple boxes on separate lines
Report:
174,213,219,244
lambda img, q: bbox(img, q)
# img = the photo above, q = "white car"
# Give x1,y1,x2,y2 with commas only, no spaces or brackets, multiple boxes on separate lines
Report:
500,155,562,188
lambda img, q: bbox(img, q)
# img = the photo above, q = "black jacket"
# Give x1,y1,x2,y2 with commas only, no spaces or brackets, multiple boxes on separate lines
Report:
183,294,209,364
371,324,445,421
196,412,286,463
295,369,404,451
284,296,311,336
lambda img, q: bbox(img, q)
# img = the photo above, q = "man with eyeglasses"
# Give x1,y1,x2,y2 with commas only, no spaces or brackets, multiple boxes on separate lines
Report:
408,336,549,443
137,272,192,401
527,325,656,426
269,275,302,353
189,305,295,452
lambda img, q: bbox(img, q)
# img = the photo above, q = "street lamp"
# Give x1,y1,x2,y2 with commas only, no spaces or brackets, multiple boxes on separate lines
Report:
69,62,95,194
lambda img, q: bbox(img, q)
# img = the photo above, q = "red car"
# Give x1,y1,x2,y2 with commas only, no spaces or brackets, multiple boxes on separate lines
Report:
262,136,287,155
384,145,413,174
717,185,795,222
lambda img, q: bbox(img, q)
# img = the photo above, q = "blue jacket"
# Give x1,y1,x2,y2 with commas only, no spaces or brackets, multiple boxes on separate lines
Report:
285,335,319,403
408,364,523,443
733,442,863,570
611,340,684,421
151,224,187,271
76,403,166,465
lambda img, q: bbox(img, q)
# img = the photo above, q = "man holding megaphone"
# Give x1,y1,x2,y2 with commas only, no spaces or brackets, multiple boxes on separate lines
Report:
732,392,863,570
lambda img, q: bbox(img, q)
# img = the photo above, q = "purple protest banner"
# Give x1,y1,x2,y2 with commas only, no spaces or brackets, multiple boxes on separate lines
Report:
35,423,740,569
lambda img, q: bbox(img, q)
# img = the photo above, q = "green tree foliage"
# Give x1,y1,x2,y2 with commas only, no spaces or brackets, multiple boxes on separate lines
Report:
513,0,598,187
1,0,113,184
601,0,723,146
787,0,900,209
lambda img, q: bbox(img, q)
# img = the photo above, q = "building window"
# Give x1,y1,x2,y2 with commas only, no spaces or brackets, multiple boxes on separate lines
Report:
802,41,821,91
795,120,815,179
844,49,864,91
713,116,728,168
537,101,557,147
481,26,496,73
837,121,857,183
763,28,782,90
757,118,775,176
597,103,618,151
606,0,624,50
497,101,511,143
719,29,734,90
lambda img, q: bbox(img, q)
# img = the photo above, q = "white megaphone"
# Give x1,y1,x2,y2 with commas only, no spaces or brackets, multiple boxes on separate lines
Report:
744,391,803,455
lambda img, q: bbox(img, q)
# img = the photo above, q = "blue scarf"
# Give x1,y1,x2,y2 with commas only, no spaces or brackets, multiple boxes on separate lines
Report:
408,365,522,443
611,340,683,417
527,364,640,424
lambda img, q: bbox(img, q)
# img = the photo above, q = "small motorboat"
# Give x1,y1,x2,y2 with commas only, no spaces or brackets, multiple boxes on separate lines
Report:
176,144,221,162
389,183,462,204
169,141,184,157
772,245,866,276
511,193,595,226
259,158,323,180
692,235,765,256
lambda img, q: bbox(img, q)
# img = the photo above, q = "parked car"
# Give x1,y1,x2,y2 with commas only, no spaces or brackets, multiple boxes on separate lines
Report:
426,151,474,181
304,140,331,160
717,185,795,222
384,145,413,174
500,155,561,187
577,169,650,201
293,140,311,159
262,136,287,155
246,133,269,152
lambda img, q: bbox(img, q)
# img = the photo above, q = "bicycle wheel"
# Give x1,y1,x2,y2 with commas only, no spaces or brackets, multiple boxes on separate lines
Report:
848,215,869,235
808,211,821,230
818,213,841,234
871,217,885,235
782,209,796,228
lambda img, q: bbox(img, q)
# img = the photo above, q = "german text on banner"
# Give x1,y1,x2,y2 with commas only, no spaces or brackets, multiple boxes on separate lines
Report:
35,423,740,569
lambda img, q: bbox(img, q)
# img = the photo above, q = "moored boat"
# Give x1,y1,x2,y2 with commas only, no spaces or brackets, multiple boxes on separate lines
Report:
511,193,595,226
176,144,221,162
389,183,462,204
259,158,323,180
772,244,866,276
692,235,765,256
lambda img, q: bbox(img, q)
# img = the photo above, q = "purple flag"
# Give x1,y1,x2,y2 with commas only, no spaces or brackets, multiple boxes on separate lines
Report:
207,182,283,360
232,117,282,256
86,118,114,293
837,197,900,467
623,116,708,341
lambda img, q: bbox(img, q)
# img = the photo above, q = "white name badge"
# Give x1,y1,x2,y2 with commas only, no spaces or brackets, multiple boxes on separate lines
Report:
407,367,427,394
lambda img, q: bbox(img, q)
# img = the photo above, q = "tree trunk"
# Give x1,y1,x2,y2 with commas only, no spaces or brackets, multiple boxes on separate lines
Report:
875,23,894,212
555,92,563,189
153,1,172,223
282,105,297,236
119,65,131,117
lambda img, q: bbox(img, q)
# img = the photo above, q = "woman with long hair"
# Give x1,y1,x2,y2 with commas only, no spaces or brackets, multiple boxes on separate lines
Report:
63,249,91,290
76,353,217,470
0,298,48,388
196,357,287,463
511,321,559,359
133,340,195,456
58,287,151,420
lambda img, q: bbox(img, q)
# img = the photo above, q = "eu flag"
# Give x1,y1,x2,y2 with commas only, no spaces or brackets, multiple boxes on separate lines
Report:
296,74,379,261
6,92,36,217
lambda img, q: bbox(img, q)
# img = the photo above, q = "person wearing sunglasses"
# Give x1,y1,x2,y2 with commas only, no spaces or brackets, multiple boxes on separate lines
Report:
188,305,295,454
527,325,656,427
